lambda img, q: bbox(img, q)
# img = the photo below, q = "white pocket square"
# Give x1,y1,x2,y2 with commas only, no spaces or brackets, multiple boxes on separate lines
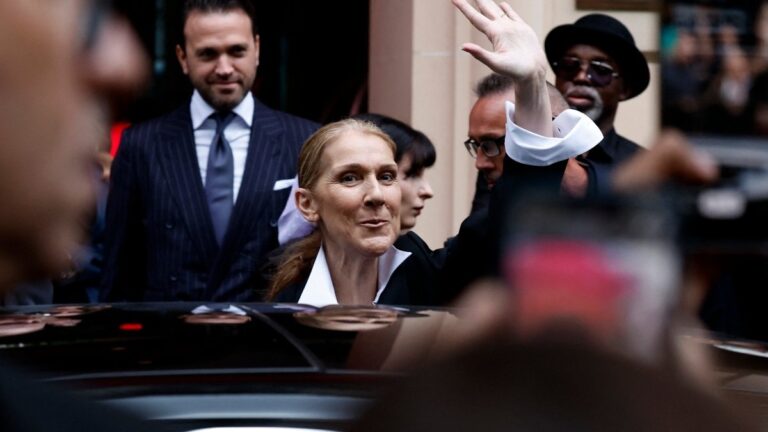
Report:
273,177,296,191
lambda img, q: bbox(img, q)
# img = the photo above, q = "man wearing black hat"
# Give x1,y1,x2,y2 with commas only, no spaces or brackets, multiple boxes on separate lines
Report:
545,14,651,194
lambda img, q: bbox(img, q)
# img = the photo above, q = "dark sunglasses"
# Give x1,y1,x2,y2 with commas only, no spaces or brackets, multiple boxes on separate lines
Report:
464,136,505,158
551,56,620,87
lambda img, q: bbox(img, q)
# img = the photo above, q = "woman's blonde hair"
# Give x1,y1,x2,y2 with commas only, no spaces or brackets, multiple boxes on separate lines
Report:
266,119,397,300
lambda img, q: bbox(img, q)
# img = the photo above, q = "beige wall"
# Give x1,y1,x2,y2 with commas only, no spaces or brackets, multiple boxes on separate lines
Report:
369,0,659,248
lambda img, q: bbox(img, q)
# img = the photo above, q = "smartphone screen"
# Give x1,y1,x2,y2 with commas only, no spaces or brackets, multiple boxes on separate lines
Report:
501,192,679,363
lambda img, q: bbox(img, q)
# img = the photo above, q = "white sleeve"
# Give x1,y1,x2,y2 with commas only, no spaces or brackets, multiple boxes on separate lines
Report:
276,176,316,246
504,101,603,166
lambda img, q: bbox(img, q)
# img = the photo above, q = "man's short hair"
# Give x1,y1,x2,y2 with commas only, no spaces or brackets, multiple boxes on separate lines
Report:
474,73,514,99
474,73,568,115
180,0,259,45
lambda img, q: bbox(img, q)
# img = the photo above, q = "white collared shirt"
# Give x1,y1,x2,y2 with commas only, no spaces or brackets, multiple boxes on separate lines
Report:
190,90,254,202
297,245,412,307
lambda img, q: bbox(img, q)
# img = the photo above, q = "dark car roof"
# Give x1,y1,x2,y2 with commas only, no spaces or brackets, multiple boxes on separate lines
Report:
0,303,444,380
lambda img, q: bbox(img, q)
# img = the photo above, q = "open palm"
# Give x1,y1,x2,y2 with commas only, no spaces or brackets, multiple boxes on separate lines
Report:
453,0,548,81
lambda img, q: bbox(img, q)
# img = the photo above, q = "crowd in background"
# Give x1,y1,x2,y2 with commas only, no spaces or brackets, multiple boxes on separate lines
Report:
663,1,768,135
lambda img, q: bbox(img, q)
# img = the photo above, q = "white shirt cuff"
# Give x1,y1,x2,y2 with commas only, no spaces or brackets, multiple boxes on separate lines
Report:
505,101,603,166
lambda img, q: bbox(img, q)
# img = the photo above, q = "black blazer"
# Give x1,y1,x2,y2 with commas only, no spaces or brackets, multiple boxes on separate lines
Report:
102,98,318,302
581,128,644,196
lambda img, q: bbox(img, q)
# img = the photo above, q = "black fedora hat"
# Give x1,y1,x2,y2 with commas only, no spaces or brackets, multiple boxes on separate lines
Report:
544,13,649,99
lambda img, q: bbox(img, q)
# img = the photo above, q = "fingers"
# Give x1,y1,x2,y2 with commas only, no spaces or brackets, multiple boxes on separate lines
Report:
474,0,503,19
461,43,498,70
499,2,521,21
452,0,490,31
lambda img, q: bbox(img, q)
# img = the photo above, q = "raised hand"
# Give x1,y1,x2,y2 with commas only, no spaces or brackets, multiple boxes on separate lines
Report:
452,0,548,83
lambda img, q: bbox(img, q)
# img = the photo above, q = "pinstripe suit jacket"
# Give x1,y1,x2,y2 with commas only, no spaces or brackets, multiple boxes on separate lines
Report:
102,98,318,302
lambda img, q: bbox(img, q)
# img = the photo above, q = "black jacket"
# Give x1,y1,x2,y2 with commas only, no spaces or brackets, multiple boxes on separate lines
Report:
580,128,644,196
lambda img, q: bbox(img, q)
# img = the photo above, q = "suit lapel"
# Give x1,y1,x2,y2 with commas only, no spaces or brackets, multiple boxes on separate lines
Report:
155,107,219,266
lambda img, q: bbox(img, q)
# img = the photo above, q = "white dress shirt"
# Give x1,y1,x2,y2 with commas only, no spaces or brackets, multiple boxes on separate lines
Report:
297,245,412,307
190,90,254,202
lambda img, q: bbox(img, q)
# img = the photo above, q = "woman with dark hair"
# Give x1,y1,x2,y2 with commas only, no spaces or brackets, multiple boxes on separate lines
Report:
354,113,436,234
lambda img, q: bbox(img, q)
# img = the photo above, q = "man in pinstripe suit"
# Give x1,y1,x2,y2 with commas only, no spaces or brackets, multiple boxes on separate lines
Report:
102,0,318,302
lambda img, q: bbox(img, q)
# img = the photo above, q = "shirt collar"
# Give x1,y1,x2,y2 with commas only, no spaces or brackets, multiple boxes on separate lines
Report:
190,90,254,129
297,244,412,307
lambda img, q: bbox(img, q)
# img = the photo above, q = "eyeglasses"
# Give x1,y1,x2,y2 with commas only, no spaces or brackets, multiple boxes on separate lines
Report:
551,56,620,87
464,136,505,158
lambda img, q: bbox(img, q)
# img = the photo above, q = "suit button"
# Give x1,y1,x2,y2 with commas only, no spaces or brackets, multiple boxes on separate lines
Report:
169,275,178,282
165,223,174,229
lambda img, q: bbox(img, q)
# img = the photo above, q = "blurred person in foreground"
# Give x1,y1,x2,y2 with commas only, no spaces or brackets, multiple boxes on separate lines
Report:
0,1,163,431
349,336,753,432
51,125,115,304
0,1,145,287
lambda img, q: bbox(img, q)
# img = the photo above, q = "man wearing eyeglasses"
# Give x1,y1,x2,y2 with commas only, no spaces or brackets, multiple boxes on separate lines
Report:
465,74,571,214
545,14,650,194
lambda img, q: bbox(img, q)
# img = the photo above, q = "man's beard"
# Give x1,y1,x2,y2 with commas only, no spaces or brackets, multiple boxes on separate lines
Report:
565,86,604,122
203,89,243,112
